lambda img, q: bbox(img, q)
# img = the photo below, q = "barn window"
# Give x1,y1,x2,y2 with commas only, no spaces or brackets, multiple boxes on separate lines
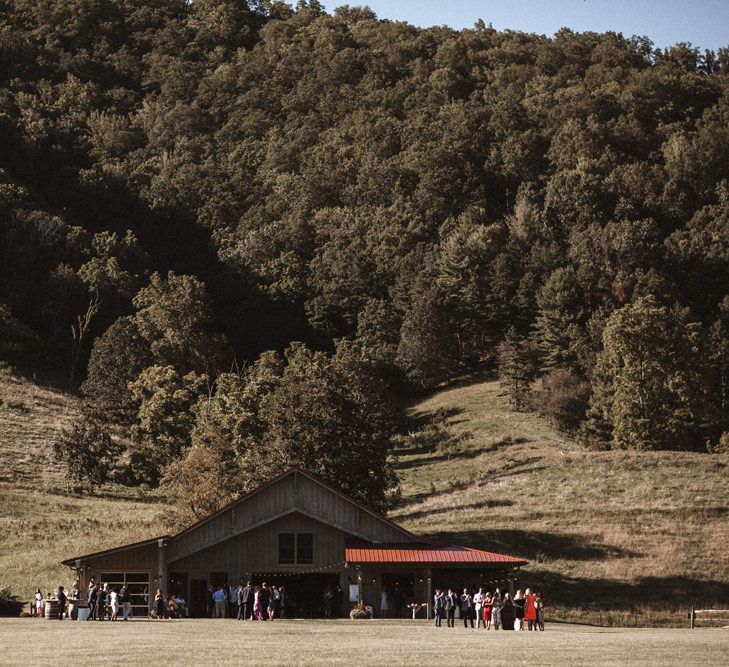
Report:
278,533,313,564
296,533,314,564
278,533,295,564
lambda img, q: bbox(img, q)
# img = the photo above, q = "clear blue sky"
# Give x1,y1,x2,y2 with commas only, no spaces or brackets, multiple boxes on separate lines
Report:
319,0,729,52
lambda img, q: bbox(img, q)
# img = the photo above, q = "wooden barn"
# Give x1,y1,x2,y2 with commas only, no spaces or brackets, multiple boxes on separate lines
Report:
62,467,527,618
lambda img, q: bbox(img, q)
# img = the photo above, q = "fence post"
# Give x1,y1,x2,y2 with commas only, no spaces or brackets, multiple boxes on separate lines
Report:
689,607,695,630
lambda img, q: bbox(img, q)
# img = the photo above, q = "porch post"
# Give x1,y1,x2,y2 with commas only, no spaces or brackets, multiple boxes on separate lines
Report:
426,568,432,620
157,538,168,599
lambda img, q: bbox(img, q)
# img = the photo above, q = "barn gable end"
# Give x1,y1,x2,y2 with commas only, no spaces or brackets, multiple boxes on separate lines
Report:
167,468,417,563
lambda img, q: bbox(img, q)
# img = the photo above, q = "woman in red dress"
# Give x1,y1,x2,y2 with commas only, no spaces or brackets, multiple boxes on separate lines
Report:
482,593,492,630
524,588,537,631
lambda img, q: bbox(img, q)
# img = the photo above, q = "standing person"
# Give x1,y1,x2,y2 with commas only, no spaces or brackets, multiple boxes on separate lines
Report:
445,588,458,628
491,590,502,630
268,585,280,620
433,589,445,627
473,587,486,628
213,586,227,618
109,587,118,621
501,592,515,630
536,592,545,631
278,586,286,619
56,586,67,621
379,588,388,619
482,592,492,630
524,588,537,631
259,583,271,620
513,590,525,631
34,589,43,618
87,581,98,621
207,586,214,619
229,584,238,620
253,586,262,620
238,582,250,620
120,583,132,621
460,588,474,628
323,585,334,619
153,589,165,619
235,582,244,620
95,584,107,621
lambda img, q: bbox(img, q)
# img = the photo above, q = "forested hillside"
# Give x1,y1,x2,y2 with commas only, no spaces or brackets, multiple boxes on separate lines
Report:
1,1,728,514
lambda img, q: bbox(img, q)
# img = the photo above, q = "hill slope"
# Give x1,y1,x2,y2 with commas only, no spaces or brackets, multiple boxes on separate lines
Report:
391,376,729,626
1,370,728,625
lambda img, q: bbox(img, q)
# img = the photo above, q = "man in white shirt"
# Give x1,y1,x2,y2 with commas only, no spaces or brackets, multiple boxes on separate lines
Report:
473,587,486,628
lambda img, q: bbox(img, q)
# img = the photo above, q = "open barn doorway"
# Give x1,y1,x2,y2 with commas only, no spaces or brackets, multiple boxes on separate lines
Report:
251,573,341,618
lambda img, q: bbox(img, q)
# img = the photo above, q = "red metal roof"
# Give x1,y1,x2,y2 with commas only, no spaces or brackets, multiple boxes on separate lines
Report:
345,543,527,566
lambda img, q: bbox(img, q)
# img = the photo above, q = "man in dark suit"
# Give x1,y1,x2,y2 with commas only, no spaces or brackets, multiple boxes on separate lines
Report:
238,581,253,620
445,588,458,627
460,588,474,628
87,582,98,621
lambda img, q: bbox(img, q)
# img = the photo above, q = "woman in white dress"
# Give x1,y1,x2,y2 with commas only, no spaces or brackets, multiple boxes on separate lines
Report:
109,587,118,621
379,589,388,619
34,589,43,618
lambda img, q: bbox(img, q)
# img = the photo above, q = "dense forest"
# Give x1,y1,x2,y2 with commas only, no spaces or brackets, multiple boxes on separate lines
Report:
1,1,728,518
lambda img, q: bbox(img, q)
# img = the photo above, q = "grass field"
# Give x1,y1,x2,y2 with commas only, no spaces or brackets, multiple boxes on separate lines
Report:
0,619,726,666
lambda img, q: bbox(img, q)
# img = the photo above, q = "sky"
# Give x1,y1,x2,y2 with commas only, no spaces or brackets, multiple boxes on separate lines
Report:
318,0,729,53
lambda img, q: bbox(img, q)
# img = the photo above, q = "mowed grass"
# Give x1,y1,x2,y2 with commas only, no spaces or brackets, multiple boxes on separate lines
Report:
391,376,729,627
0,619,726,666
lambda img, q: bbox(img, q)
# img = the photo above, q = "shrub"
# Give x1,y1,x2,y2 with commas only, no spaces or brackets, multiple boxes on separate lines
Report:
0,587,22,617
533,369,591,432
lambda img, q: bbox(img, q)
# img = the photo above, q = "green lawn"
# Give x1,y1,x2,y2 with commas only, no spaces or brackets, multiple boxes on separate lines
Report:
0,619,725,666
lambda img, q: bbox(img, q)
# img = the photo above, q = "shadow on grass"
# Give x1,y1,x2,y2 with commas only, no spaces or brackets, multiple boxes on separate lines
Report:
428,529,640,561
521,571,729,612
396,498,515,522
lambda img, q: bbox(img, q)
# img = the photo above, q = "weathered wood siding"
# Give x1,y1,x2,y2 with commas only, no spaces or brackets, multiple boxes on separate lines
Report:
80,542,158,602
170,512,346,575
167,470,414,564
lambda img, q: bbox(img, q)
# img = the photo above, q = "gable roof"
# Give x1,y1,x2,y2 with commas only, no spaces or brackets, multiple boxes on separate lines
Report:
171,466,421,543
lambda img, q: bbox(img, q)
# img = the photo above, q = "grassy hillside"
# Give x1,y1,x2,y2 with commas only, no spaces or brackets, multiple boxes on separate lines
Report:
0,365,80,485
391,375,729,626
0,368,167,601
2,368,728,626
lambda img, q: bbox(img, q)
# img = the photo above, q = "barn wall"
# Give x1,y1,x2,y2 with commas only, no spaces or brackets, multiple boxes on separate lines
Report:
169,512,348,578
78,542,160,608
167,470,414,563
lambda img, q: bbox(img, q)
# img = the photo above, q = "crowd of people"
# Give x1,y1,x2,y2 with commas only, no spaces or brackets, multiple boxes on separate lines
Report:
85,579,136,621
201,581,287,620
433,587,545,630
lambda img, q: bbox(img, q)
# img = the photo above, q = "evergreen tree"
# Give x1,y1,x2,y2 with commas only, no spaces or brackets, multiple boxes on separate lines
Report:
592,296,706,450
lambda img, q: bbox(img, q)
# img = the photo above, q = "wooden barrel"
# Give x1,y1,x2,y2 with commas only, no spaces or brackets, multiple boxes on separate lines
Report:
44,599,59,619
